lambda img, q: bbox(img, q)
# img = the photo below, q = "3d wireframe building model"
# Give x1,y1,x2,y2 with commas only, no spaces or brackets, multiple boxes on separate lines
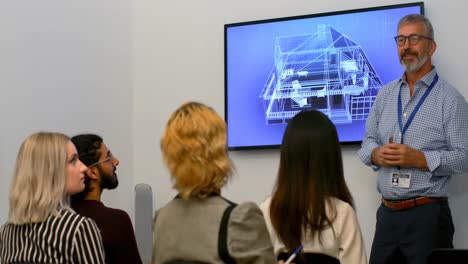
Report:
259,25,383,124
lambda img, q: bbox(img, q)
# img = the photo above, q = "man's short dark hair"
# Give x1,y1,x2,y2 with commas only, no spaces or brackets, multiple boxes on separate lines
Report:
70,134,103,202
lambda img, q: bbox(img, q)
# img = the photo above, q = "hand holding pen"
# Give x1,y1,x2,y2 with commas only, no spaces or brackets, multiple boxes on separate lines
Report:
284,245,303,264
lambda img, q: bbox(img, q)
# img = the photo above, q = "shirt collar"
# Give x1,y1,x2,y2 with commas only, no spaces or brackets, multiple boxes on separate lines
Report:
398,66,438,88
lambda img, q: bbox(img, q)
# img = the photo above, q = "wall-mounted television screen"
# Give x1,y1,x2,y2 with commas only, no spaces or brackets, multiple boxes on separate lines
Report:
225,2,423,150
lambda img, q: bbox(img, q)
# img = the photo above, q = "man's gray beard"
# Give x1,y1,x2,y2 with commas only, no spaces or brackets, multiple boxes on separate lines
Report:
401,53,428,72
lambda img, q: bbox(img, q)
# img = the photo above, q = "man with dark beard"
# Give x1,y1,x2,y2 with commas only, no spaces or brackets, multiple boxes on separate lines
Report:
71,134,142,264
358,14,468,264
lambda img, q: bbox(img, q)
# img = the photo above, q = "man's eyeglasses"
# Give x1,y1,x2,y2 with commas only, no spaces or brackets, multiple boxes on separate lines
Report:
87,153,114,167
394,34,433,46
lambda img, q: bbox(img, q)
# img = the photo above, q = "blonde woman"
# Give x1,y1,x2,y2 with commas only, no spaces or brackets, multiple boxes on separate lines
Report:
0,132,105,264
152,102,275,264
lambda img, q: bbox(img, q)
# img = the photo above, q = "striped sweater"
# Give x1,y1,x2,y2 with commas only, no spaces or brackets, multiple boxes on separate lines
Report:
0,209,105,264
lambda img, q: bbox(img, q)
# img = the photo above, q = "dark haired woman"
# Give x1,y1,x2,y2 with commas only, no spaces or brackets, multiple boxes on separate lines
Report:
261,110,367,264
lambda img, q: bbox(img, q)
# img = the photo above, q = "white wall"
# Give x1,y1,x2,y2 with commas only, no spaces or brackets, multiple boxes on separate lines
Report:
132,0,468,255
0,0,133,224
1,0,467,260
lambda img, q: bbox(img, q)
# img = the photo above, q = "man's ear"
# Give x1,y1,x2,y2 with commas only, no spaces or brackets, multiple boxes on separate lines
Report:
429,40,437,56
85,167,99,180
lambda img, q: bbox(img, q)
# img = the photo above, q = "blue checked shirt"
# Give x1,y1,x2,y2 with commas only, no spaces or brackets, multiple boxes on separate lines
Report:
358,68,468,199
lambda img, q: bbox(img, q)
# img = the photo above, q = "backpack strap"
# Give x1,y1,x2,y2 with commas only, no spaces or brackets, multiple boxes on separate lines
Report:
218,200,237,264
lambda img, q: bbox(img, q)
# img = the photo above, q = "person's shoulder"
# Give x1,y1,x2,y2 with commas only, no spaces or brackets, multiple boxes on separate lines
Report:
65,205,130,222
236,200,261,210
59,208,98,229
231,201,264,220
429,76,468,114
386,78,401,86
153,199,172,216
71,199,104,213
258,196,272,214
0,221,11,235
379,79,400,94
75,200,129,217
98,205,133,224
226,200,275,262
228,201,269,232
436,77,466,100
60,208,85,220
157,196,201,213
104,205,130,216
328,197,355,215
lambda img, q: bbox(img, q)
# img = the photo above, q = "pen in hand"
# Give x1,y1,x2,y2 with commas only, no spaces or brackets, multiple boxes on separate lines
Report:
388,136,401,170
284,245,303,264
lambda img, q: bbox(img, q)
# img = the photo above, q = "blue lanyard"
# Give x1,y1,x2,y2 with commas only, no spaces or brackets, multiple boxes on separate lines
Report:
397,74,439,144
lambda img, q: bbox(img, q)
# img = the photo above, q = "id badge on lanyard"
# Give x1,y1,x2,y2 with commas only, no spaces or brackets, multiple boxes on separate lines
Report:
391,171,411,188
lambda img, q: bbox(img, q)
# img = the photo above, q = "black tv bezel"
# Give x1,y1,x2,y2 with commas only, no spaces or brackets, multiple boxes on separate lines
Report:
224,2,424,151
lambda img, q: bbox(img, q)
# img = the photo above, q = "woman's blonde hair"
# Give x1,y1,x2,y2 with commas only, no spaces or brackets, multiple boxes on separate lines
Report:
8,132,71,224
161,102,233,199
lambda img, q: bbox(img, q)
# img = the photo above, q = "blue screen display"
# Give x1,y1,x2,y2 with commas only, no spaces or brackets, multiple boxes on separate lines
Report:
225,3,422,150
